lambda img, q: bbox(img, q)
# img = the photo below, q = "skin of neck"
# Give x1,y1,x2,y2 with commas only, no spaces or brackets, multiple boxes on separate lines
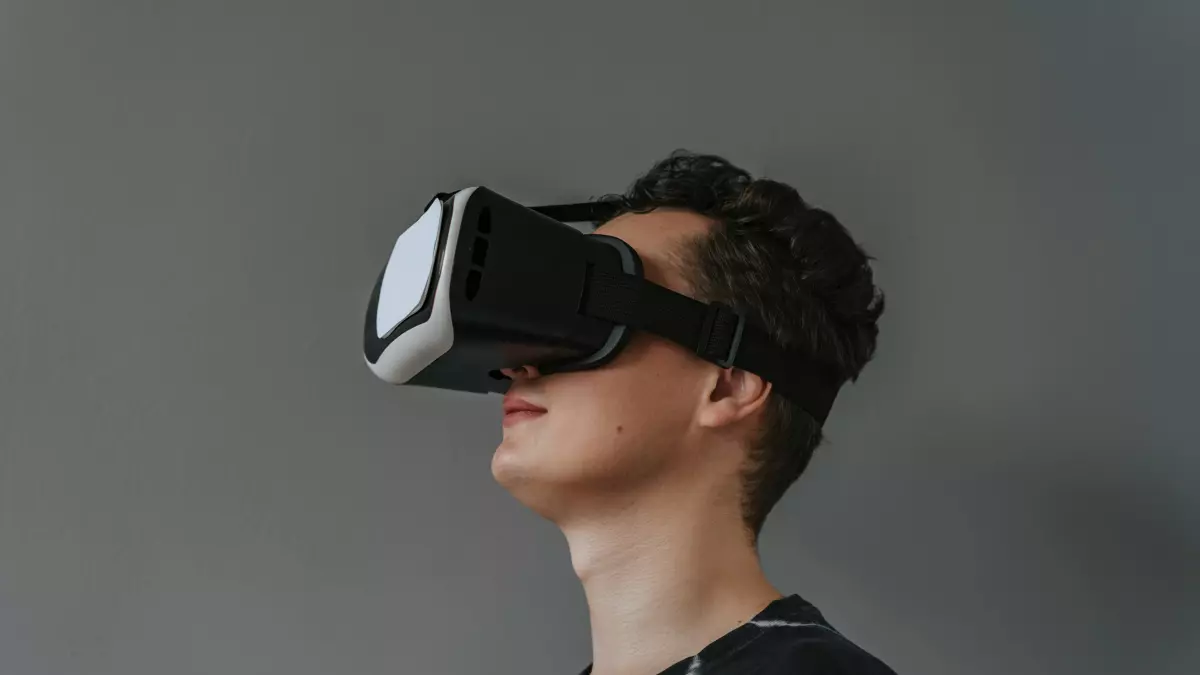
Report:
558,448,783,675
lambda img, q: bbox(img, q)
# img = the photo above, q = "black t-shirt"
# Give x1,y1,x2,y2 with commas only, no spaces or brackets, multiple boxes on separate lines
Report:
578,594,898,675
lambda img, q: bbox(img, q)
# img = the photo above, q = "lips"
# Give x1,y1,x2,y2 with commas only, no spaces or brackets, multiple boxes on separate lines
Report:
502,394,547,427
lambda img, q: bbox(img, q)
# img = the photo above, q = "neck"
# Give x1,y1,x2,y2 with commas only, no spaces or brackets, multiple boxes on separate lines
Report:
561,484,782,675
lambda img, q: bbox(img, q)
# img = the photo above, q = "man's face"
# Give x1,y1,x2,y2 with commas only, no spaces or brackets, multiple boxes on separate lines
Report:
491,209,719,519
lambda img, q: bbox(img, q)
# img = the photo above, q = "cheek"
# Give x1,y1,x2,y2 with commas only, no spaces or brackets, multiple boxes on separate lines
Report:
558,370,697,462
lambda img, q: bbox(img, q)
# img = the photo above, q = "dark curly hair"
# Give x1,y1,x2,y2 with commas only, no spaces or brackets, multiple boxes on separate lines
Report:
598,150,885,541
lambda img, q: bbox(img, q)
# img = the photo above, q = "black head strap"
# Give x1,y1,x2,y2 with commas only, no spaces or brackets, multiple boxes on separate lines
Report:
579,265,843,426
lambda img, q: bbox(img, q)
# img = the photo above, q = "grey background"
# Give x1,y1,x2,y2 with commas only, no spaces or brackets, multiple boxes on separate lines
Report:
1,1,1196,674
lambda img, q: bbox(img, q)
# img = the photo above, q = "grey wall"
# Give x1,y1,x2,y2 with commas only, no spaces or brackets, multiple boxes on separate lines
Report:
2,1,1196,674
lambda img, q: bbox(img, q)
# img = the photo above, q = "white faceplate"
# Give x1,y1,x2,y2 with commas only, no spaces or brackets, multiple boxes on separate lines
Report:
375,199,443,338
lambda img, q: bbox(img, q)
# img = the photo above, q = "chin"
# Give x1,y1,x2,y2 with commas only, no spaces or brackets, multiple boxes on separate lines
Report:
491,444,580,522
491,441,541,493
490,441,522,481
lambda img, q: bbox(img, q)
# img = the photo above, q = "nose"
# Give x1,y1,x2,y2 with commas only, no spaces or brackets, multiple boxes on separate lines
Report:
500,364,542,380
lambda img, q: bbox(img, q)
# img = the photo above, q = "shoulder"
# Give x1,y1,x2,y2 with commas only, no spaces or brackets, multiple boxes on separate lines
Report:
731,595,899,675
727,612,898,675
747,626,899,675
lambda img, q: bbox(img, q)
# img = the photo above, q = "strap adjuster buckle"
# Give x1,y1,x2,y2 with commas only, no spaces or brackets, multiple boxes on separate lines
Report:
697,302,746,369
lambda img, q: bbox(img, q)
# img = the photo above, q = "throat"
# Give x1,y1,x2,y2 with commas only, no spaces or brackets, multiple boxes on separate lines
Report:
564,517,780,675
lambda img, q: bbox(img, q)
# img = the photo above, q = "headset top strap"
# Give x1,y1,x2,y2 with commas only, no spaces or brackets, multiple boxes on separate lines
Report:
530,201,621,224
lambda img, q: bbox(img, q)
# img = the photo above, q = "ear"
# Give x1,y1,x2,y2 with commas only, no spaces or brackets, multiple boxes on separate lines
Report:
696,366,772,430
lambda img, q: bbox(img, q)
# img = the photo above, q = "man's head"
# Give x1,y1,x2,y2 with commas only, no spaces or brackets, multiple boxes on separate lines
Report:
491,151,884,542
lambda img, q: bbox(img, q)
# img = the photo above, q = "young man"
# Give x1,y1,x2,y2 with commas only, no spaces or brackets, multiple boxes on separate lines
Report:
491,151,895,675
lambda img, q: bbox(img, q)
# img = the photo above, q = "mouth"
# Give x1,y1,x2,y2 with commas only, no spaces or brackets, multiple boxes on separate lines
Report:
502,396,548,428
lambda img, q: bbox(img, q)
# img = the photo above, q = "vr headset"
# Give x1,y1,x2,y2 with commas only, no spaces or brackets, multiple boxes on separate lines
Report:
362,187,843,425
